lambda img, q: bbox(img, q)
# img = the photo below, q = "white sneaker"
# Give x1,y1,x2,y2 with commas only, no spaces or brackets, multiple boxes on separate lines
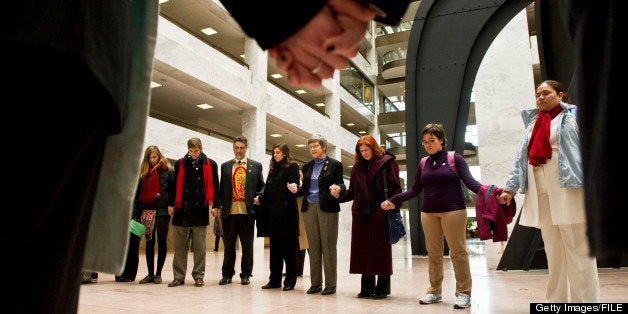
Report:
419,293,442,304
454,293,471,309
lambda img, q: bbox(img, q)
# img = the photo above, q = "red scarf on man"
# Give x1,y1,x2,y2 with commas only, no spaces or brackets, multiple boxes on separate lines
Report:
528,105,563,166
174,158,214,209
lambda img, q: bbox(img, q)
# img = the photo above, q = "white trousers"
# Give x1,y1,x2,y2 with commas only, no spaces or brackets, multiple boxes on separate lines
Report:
535,167,600,302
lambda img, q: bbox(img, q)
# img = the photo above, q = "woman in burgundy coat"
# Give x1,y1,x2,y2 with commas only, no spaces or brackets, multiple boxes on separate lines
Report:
336,135,402,299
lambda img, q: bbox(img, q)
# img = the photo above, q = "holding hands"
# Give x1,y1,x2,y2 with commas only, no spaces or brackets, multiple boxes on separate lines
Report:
380,200,395,211
210,207,221,217
268,0,377,87
498,191,513,206
329,184,341,198
287,182,298,194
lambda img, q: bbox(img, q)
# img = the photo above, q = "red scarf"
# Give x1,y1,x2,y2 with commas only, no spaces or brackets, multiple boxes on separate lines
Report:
174,158,214,209
528,105,563,166
139,166,161,204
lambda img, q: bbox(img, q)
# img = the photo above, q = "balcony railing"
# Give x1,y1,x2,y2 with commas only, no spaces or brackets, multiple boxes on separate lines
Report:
382,48,407,68
382,96,406,113
376,21,413,36
384,133,406,150
340,64,375,113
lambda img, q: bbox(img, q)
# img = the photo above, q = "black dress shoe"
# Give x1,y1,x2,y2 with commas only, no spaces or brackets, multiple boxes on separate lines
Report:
357,291,375,298
219,277,232,285
372,293,388,299
374,287,390,298
261,282,281,289
115,277,132,283
241,276,250,285
282,285,295,291
306,286,322,294
321,287,336,295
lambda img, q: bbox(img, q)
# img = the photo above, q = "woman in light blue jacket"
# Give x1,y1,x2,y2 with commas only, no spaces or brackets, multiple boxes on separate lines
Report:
499,80,599,303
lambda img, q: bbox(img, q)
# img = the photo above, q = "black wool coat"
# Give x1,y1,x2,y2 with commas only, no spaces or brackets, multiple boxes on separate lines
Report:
257,162,300,239
169,152,219,227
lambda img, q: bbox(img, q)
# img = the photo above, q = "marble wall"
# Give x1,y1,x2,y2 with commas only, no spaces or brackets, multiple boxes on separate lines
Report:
474,9,536,268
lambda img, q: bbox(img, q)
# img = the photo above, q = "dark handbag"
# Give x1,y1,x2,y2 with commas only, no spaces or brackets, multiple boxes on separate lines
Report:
383,168,406,244
386,210,406,244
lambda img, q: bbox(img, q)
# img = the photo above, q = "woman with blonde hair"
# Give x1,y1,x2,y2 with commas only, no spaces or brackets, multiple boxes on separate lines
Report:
135,145,174,284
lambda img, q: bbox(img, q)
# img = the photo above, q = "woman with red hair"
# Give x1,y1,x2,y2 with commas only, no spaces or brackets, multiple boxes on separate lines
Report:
337,135,402,299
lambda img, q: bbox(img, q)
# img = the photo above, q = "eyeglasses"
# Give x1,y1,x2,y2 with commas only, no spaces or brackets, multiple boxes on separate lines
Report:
422,139,437,145
308,144,321,149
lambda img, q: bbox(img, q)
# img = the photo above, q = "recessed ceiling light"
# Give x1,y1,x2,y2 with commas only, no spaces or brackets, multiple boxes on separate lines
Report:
315,103,325,107
271,73,283,79
201,27,217,36
197,104,213,109
295,144,306,147
240,54,245,59
359,130,367,134
348,165,353,168
346,123,355,126
150,81,162,88
270,134,282,137
159,0,169,3
295,90,306,94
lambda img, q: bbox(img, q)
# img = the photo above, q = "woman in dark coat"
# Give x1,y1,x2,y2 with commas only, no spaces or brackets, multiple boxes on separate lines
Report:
337,135,402,299
258,142,301,291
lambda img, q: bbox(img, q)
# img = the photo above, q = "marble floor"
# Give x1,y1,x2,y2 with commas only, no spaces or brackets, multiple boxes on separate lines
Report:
79,234,627,314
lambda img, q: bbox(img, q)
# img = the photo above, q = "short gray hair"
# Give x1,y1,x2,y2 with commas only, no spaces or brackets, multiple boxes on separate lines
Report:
307,134,327,150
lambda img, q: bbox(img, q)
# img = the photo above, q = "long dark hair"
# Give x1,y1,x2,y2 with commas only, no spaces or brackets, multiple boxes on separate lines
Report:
269,142,293,172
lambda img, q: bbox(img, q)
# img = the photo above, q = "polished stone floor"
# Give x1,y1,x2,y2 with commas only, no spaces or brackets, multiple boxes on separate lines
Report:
79,232,627,314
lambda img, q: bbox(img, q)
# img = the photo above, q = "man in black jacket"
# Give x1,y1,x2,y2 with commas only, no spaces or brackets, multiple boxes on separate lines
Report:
212,137,265,285
168,137,219,288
